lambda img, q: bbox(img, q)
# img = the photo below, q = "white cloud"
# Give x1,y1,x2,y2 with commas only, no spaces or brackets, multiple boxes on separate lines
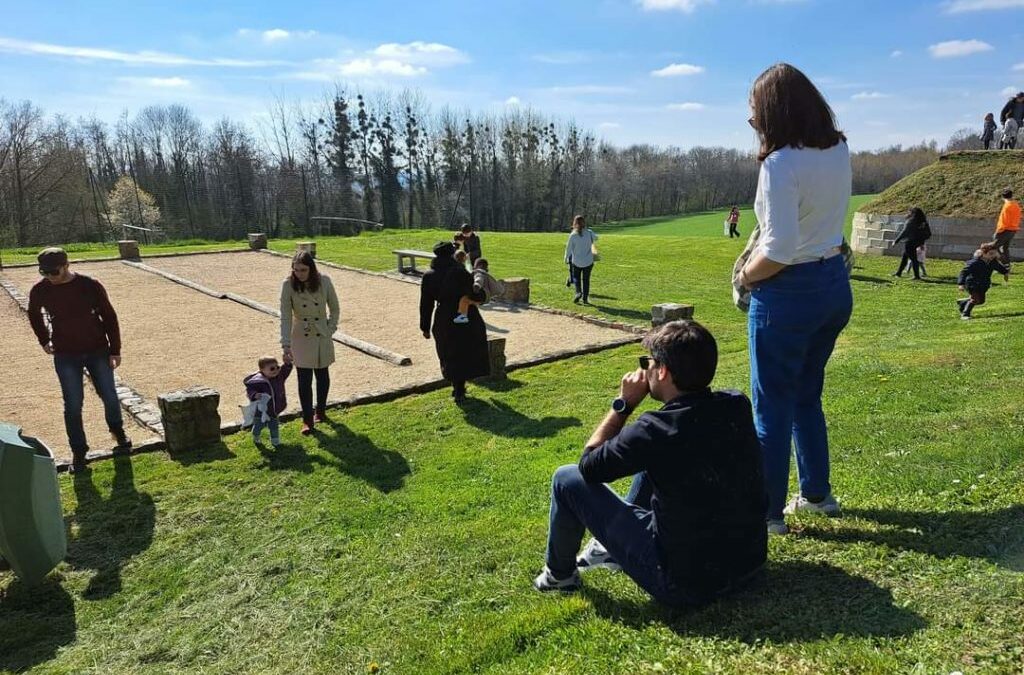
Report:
637,0,713,12
531,51,592,65
0,36,288,67
598,122,621,129
337,58,427,77
119,76,191,88
505,96,521,105
891,50,903,58
544,85,634,95
944,0,1024,13
852,91,890,100
928,39,994,58
651,62,705,77
667,102,706,111
372,41,468,66
237,28,318,43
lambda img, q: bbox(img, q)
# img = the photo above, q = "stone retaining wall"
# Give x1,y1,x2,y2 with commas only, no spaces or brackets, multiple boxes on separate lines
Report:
852,212,1024,260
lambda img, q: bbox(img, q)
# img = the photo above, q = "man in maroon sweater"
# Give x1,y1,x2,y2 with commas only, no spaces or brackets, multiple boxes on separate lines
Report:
28,248,131,471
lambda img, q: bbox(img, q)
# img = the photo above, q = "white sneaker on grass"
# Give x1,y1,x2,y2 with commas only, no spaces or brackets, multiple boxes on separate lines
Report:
533,567,582,593
784,494,841,516
575,538,622,572
767,519,789,535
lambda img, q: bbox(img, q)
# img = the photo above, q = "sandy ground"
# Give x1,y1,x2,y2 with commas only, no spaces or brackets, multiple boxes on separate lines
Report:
148,251,632,367
1,255,633,434
0,291,157,462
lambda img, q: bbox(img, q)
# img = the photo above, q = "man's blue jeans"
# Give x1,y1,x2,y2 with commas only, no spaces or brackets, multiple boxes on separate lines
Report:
748,255,853,520
544,465,688,606
53,351,123,453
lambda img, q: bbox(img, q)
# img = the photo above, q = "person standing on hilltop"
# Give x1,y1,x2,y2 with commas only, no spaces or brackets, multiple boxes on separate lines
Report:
999,91,1024,128
981,113,997,150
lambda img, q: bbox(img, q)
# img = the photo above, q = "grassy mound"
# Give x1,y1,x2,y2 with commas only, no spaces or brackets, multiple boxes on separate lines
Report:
860,150,1024,219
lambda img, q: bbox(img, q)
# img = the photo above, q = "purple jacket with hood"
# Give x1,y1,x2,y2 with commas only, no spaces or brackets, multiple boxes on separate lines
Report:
243,362,293,418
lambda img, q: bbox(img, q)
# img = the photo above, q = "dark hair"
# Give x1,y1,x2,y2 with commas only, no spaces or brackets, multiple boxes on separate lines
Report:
290,251,321,293
460,223,472,233
1002,188,1014,199
258,355,279,369
641,320,718,392
572,215,586,232
430,241,456,270
750,63,846,162
906,207,927,225
474,257,489,270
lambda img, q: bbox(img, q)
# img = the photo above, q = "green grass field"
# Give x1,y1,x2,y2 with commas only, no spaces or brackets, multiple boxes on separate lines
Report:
2,202,1023,674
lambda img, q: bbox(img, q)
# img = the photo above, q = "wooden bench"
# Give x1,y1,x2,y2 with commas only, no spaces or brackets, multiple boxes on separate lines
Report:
393,249,435,274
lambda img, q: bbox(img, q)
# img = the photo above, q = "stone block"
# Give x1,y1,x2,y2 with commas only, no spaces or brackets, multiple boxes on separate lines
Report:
501,277,530,304
296,241,317,258
118,240,140,259
486,335,507,379
248,233,268,250
157,386,221,454
651,303,694,327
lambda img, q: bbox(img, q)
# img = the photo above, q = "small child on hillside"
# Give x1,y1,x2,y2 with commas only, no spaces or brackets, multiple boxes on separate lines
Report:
957,244,1009,320
242,355,293,446
1001,117,1019,149
454,258,505,324
982,113,997,150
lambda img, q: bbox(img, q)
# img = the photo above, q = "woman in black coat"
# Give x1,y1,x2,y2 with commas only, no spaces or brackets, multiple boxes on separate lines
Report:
891,207,931,279
419,241,489,403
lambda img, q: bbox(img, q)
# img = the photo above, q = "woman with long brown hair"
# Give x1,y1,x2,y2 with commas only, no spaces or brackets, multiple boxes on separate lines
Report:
564,215,598,305
737,63,853,535
280,250,339,434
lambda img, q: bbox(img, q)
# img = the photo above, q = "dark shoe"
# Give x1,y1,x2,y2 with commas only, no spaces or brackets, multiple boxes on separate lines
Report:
454,392,467,405
0,557,10,571
891,272,902,277
573,294,582,304
70,449,89,474
314,409,327,424
111,428,133,454
301,420,313,435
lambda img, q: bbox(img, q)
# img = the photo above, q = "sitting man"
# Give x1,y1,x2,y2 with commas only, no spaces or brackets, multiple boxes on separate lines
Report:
534,320,767,607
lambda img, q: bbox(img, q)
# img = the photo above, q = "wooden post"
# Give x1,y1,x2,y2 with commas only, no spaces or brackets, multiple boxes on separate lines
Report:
118,240,140,259
248,233,268,250
296,241,317,258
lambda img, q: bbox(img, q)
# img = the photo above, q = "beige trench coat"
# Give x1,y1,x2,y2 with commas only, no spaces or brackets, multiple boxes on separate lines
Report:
279,275,339,369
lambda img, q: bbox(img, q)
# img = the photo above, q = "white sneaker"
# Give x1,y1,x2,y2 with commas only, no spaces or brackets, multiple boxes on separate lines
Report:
575,538,621,572
767,519,789,535
453,314,469,324
784,494,841,516
961,314,972,321
533,566,582,592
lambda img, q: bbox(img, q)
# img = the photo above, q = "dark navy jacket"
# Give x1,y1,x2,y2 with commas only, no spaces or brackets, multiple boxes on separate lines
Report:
958,256,1009,291
243,362,293,418
578,389,767,600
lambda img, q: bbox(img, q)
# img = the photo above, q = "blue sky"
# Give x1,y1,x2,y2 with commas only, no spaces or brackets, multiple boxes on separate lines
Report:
3,0,1024,151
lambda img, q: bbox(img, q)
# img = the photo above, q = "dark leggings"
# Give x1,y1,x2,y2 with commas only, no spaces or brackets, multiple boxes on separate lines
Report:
729,222,740,238
297,367,330,420
896,241,921,278
571,264,593,302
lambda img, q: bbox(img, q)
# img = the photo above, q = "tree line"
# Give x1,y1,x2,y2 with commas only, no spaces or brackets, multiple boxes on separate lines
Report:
0,91,945,247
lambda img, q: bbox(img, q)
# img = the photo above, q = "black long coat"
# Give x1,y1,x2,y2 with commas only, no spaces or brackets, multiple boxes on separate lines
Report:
419,260,489,383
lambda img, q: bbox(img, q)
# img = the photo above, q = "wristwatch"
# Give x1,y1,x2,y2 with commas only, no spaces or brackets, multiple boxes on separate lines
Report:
611,397,632,416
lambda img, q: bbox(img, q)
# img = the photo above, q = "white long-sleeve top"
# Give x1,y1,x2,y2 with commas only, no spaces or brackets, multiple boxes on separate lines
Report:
754,142,851,265
564,229,599,267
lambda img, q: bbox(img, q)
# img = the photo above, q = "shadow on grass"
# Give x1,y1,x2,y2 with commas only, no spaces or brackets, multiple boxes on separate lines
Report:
849,274,894,286
310,418,411,493
69,455,155,600
801,505,1024,571
591,304,650,323
473,377,526,393
585,560,926,643
460,397,581,439
167,440,236,466
0,576,76,672
974,311,1024,320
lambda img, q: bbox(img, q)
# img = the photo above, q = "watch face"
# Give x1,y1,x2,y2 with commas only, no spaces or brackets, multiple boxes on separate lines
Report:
612,398,627,413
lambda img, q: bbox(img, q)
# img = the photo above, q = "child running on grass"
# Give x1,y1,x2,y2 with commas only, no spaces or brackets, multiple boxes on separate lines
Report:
454,258,505,324
243,355,293,446
957,244,1009,320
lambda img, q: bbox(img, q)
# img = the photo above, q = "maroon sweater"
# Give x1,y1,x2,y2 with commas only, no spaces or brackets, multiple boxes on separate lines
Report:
28,274,122,356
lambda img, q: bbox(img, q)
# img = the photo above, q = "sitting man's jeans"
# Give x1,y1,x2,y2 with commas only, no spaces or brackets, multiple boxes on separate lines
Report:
53,350,123,453
545,465,688,606
252,415,280,441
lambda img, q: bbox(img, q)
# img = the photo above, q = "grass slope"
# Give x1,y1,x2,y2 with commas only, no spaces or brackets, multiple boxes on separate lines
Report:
2,208,1023,674
860,150,1024,220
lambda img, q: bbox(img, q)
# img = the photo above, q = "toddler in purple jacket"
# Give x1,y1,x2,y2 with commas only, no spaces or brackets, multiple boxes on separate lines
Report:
243,355,293,446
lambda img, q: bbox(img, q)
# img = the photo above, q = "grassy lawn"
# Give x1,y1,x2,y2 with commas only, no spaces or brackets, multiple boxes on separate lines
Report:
3,203,1023,674
0,239,250,266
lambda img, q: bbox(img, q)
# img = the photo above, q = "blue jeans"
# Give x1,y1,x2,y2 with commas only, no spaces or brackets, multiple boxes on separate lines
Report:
544,465,688,606
748,255,853,520
53,350,124,453
252,416,280,442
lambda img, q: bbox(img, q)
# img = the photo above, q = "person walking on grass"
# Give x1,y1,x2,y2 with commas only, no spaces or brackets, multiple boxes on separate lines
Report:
992,188,1020,271
727,206,741,238
454,223,482,265
419,241,489,404
533,320,767,605
243,355,293,447
957,244,1009,320
564,215,598,305
891,207,931,279
737,63,853,536
27,247,131,473
280,251,339,435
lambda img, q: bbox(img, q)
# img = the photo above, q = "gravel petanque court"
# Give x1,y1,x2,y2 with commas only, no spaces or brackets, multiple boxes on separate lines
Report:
0,291,158,462
0,252,635,461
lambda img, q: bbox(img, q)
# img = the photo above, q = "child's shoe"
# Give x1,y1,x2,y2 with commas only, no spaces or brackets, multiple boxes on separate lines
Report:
453,313,469,324
252,430,263,445
270,436,281,447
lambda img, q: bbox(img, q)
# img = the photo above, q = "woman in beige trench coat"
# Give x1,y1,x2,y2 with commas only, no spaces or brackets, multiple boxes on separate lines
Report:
280,251,339,434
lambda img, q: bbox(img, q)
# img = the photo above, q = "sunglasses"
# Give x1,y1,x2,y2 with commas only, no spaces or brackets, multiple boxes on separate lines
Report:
38,268,62,277
638,356,658,370
266,365,280,372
